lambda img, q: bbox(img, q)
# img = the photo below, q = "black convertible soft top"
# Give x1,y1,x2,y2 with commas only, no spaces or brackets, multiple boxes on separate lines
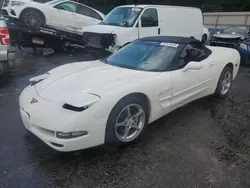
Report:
139,36,199,45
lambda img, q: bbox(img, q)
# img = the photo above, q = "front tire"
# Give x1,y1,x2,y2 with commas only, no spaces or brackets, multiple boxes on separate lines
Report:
214,66,233,97
105,95,149,147
21,9,45,29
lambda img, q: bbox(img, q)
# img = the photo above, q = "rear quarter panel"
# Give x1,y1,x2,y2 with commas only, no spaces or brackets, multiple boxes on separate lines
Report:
207,46,240,80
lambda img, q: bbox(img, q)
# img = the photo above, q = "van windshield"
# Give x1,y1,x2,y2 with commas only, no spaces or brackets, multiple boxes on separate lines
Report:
101,7,142,27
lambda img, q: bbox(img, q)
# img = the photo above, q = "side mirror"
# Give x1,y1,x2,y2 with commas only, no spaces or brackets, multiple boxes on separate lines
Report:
182,61,203,72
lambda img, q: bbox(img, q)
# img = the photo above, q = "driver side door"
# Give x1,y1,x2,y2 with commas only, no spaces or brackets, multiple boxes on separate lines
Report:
138,8,159,38
170,42,212,110
51,1,79,32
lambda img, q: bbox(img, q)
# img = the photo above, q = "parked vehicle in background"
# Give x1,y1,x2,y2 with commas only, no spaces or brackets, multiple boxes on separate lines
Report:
0,17,15,76
19,36,240,152
210,26,250,48
82,5,203,52
210,26,250,64
202,26,210,44
1,0,104,34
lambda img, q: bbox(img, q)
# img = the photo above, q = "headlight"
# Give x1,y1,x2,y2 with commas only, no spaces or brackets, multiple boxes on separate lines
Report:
62,103,90,112
11,1,25,6
29,73,50,86
56,131,88,139
240,43,248,51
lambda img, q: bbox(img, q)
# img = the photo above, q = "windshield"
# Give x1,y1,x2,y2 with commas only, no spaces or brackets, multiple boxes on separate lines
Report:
222,26,248,36
101,7,142,27
105,40,179,72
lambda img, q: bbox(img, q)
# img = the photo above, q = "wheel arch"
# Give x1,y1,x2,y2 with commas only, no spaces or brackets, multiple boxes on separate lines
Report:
225,62,234,73
119,92,151,120
19,7,46,23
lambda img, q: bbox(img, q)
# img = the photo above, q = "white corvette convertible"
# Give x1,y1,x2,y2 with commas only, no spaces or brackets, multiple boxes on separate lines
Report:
19,36,240,152
2,0,104,33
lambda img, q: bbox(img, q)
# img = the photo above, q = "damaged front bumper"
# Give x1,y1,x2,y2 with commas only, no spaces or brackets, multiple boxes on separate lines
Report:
210,38,243,48
83,32,117,52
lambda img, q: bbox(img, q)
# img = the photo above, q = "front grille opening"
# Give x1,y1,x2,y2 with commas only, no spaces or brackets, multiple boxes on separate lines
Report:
10,9,16,16
83,32,114,49
2,10,8,16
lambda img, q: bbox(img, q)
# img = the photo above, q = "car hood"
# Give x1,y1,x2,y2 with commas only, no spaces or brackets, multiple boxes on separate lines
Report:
35,60,158,105
82,24,124,34
214,33,244,39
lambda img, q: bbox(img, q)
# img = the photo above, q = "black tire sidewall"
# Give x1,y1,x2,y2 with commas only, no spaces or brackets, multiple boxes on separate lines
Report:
105,95,149,146
215,66,233,97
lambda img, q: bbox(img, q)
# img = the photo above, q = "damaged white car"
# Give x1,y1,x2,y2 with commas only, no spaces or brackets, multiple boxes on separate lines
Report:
2,0,104,33
19,36,240,152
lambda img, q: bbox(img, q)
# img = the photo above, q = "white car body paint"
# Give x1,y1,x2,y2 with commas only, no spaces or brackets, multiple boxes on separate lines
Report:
19,46,240,152
83,5,203,49
2,0,104,34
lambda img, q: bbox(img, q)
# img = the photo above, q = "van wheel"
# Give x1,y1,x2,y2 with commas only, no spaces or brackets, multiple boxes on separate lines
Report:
21,9,45,29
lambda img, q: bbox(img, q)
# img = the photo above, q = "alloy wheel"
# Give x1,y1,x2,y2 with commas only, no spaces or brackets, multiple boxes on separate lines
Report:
220,71,232,95
115,104,146,142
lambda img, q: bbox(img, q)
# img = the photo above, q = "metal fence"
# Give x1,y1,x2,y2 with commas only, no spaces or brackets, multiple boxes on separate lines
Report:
204,12,250,29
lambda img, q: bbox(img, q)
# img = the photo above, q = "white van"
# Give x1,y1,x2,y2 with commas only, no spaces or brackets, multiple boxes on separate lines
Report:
82,5,203,52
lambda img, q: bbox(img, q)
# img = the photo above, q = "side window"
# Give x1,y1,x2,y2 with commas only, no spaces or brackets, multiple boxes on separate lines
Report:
90,10,103,20
141,8,158,27
54,2,77,12
76,5,103,20
178,42,211,68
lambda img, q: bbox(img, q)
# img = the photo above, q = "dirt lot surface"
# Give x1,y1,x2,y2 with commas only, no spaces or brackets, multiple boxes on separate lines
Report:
0,49,250,188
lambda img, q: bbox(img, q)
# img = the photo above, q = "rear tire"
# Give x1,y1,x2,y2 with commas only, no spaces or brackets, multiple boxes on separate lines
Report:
105,95,149,147
214,66,233,97
21,9,45,29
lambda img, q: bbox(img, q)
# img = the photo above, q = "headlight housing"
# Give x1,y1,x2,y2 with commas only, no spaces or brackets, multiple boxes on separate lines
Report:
239,43,248,51
62,103,90,112
11,1,25,6
56,131,88,139
29,73,50,86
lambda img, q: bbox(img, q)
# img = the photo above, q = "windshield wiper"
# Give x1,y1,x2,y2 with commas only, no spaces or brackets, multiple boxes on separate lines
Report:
106,23,122,26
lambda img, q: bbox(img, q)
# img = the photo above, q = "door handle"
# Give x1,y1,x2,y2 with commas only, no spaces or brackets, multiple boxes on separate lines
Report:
158,28,161,35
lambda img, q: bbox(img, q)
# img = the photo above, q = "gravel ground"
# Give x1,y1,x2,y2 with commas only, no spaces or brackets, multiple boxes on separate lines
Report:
0,49,250,188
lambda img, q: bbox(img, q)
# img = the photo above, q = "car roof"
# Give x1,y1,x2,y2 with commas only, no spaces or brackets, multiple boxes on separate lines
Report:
118,4,200,10
139,36,199,45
